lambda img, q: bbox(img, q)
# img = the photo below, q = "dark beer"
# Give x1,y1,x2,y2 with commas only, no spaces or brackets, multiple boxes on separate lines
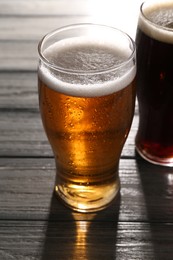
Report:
135,1,173,166
38,24,136,212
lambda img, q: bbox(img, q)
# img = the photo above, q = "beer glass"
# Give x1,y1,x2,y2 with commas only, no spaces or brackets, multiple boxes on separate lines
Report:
135,0,173,166
38,24,136,212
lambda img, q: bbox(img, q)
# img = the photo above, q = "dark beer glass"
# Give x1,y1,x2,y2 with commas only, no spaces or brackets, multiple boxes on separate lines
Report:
135,0,173,166
38,24,136,212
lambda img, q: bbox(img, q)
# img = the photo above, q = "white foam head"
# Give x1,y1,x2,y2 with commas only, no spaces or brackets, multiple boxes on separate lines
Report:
138,0,173,44
38,36,136,97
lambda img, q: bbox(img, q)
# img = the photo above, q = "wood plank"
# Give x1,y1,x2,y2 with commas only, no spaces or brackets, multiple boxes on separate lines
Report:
0,0,142,41
0,13,138,43
0,0,90,16
0,72,38,109
0,0,142,21
0,111,52,157
0,17,91,41
0,40,37,71
0,1,141,71
1,158,173,222
0,220,173,260
0,23,137,71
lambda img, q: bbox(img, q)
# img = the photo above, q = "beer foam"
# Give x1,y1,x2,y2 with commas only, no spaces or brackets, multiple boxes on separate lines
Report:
139,1,173,44
38,37,136,97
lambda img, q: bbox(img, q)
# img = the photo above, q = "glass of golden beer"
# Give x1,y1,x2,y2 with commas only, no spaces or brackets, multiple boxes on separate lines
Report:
135,0,173,166
38,24,136,212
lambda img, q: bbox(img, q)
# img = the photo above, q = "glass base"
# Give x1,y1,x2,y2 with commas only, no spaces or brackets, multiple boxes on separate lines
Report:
55,180,120,213
136,144,173,167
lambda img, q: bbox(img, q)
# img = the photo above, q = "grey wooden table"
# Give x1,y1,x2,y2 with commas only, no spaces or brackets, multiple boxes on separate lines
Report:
1,0,173,259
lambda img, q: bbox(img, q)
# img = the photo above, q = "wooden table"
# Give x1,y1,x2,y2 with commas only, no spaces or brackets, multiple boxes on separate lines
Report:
1,0,173,259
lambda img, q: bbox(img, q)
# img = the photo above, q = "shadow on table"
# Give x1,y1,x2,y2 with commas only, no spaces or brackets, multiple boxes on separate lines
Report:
135,153,173,260
41,192,121,260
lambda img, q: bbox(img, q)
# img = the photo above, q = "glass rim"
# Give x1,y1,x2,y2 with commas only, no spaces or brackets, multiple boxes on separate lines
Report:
140,0,173,33
38,23,136,76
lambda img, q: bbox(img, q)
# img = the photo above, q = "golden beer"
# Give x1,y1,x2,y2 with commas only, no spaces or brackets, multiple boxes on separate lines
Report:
38,24,136,212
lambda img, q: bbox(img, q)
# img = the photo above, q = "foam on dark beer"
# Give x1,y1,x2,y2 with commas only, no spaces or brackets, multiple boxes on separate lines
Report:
38,37,136,97
139,1,173,44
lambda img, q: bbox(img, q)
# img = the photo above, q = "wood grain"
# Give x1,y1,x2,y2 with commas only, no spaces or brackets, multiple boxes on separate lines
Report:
0,220,173,260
